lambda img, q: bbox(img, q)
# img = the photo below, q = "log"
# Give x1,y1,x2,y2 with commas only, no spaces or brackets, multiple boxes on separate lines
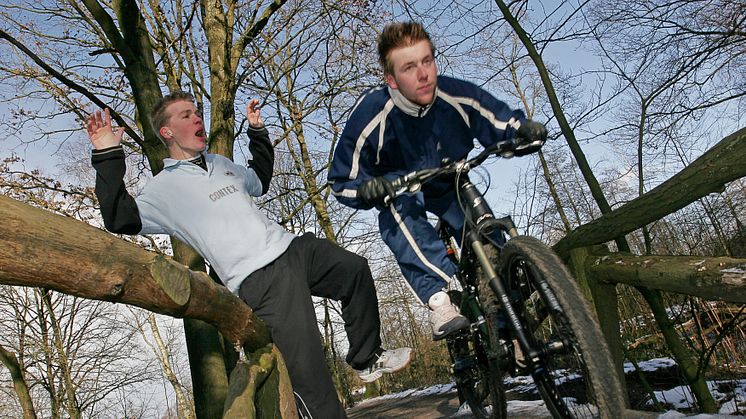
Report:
554,127,746,256
0,195,269,351
588,253,746,303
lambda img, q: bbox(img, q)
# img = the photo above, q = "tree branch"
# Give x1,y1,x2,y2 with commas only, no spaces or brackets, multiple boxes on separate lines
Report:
0,29,143,145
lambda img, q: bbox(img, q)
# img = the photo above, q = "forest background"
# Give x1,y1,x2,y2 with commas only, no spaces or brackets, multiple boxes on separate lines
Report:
0,0,744,417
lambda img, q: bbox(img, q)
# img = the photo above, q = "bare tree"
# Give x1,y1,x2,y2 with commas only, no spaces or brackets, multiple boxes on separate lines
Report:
0,0,295,414
0,286,159,418
127,310,195,419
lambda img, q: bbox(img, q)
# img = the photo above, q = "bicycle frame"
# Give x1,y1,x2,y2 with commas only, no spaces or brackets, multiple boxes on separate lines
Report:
387,142,563,373
445,175,548,375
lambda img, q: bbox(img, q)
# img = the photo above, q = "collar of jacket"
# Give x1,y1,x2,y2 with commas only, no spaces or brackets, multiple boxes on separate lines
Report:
388,85,438,118
163,152,210,170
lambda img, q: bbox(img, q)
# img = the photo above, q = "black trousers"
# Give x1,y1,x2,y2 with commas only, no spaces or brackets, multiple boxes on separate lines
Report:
238,233,381,418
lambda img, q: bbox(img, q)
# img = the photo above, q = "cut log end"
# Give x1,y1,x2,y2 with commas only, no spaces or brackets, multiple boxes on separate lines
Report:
148,255,192,306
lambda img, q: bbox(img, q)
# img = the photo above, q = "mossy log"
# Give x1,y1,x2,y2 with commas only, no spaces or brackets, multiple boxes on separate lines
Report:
554,127,746,257
588,253,746,303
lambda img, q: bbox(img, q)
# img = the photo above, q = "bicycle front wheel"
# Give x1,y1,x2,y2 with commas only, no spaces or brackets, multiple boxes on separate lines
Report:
502,236,626,419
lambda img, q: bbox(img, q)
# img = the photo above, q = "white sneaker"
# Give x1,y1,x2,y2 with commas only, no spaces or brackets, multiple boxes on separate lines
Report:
429,291,470,340
356,347,413,383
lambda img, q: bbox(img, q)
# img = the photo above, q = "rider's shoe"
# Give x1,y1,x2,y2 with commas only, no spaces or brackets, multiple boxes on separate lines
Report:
356,347,413,383
429,291,470,340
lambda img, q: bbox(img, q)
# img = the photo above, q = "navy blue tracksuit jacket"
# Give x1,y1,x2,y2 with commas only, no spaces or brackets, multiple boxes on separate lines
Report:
329,75,526,303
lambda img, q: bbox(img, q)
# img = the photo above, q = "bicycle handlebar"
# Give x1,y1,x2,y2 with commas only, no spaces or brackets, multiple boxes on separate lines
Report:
384,139,525,204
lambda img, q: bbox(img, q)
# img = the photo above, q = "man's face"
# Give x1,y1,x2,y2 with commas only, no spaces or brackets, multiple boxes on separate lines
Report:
160,100,207,159
385,39,437,106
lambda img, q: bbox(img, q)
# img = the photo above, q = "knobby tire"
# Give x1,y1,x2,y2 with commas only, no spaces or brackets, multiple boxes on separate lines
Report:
502,236,626,419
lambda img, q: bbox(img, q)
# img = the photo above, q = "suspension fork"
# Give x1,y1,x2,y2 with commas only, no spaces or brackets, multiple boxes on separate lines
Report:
468,231,541,367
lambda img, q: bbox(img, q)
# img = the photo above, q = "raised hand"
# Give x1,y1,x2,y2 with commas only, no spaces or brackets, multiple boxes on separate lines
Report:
87,108,124,150
246,99,264,128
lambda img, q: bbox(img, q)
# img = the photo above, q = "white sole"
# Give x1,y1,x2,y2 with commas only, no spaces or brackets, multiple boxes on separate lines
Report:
357,348,413,383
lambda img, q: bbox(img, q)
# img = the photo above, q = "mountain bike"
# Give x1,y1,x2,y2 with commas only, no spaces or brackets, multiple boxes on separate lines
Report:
385,141,627,419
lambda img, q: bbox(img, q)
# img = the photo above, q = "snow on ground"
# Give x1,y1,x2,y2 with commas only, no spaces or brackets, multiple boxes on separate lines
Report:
358,382,457,401
625,357,679,373
354,358,746,417
643,379,746,416
625,358,746,416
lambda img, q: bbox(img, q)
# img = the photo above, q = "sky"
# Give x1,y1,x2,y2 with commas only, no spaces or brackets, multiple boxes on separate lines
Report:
0,0,643,230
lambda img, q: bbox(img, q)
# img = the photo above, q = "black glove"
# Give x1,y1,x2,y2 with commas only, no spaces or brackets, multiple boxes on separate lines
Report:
358,177,396,208
513,120,547,157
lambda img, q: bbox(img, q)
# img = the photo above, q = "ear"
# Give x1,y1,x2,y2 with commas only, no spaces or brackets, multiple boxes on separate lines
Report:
385,73,399,90
159,126,172,141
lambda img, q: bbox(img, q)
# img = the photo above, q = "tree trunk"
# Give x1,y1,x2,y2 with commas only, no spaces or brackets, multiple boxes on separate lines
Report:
81,0,168,169
539,151,573,233
201,0,236,160
172,241,233,418
223,345,298,419
145,313,196,419
40,291,82,419
0,344,36,419
638,288,718,413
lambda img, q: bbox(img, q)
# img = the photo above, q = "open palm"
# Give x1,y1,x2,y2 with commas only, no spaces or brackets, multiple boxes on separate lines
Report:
87,108,124,150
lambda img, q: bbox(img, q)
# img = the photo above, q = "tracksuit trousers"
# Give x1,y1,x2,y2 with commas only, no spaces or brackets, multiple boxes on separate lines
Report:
378,189,505,304
238,233,381,419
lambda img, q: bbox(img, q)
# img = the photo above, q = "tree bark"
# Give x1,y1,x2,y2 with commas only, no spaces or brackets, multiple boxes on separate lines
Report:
587,252,746,303
0,344,36,419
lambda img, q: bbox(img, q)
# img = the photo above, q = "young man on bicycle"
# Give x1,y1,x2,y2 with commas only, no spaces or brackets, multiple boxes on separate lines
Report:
88,92,412,418
328,21,547,340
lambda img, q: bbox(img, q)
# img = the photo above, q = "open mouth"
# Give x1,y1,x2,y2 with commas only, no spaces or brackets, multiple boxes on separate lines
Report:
195,129,206,138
